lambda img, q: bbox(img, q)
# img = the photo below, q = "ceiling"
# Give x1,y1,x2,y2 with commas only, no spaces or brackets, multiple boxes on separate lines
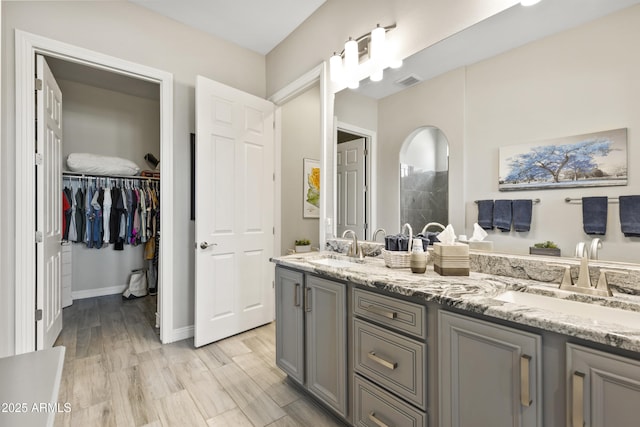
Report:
128,0,326,55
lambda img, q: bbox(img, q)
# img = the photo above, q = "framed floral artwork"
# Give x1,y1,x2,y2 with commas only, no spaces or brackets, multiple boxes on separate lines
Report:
303,158,320,218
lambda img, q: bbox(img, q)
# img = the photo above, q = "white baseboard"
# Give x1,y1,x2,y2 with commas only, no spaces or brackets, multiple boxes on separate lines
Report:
169,325,194,342
71,285,126,300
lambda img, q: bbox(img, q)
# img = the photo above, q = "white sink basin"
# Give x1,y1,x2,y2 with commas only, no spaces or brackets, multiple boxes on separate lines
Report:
309,257,360,268
495,291,640,328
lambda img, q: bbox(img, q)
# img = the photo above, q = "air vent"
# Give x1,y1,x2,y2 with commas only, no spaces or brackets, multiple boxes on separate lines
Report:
395,74,422,88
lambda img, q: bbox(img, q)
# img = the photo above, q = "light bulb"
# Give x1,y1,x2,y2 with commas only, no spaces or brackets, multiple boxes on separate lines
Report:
344,38,359,89
370,24,386,64
329,52,342,83
370,69,383,82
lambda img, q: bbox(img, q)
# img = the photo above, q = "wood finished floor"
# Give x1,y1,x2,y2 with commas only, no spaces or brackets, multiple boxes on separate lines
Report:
53,294,344,427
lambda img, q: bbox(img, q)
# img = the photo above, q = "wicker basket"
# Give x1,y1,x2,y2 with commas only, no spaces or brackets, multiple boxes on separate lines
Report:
382,248,412,268
382,223,414,268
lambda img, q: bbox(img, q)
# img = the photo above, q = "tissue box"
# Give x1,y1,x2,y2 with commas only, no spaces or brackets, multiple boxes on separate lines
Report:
433,243,469,276
459,240,494,252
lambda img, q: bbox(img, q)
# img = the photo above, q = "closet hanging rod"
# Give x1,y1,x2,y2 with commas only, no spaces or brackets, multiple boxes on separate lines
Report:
564,197,619,203
474,198,540,204
62,171,160,181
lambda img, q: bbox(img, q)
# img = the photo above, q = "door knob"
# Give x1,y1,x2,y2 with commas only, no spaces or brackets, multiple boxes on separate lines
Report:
200,241,217,250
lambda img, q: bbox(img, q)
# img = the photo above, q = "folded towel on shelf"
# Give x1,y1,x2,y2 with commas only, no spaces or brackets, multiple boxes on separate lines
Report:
477,200,494,230
513,199,533,232
582,196,608,235
493,200,512,232
619,195,640,237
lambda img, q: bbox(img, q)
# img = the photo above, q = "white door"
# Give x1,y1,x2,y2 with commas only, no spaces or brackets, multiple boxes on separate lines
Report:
337,138,366,238
194,76,275,347
36,55,63,349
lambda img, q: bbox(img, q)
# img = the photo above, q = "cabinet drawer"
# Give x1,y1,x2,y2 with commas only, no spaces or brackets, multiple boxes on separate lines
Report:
354,288,426,339
354,318,426,409
354,375,427,427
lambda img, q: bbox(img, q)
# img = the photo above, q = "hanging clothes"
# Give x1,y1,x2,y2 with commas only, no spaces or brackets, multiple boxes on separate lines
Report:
74,185,85,243
102,183,112,245
67,184,77,242
62,190,72,240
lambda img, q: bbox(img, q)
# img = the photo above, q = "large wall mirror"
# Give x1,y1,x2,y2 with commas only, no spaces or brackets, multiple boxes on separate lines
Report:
400,126,449,233
327,0,640,263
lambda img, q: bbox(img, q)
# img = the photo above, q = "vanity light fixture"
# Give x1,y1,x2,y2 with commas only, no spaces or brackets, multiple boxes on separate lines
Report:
330,23,402,89
521,0,542,6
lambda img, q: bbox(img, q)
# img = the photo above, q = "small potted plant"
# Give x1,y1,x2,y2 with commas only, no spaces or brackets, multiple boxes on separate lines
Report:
529,240,561,257
295,239,311,253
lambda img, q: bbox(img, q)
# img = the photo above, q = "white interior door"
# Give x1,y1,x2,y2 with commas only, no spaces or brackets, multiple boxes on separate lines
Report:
36,55,63,349
194,76,275,347
337,138,366,238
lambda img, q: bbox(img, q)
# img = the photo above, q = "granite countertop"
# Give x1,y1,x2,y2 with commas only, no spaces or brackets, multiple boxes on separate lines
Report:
272,251,640,353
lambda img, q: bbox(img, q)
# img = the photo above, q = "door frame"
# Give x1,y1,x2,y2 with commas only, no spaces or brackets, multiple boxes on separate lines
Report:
335,121,377,240
270,62,330,252
14,30,175,354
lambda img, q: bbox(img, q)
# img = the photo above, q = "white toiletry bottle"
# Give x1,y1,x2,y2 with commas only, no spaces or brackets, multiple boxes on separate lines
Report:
410,238,427,274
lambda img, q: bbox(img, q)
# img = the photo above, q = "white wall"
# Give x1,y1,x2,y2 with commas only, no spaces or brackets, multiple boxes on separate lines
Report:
1,0,265,356
60,79,160,163
464,4,640,262
266,0,519,96
58,78,160,294
334,89,378,132
281,84,321,253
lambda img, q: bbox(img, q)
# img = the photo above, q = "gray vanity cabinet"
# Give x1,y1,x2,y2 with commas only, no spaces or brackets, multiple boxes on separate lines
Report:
439,311,542,427
352,287,428,427
275,267,305,384
274,267,347,418
567,343,640,427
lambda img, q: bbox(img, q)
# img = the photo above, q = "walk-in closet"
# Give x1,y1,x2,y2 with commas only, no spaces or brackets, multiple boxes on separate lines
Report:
45,55,162,342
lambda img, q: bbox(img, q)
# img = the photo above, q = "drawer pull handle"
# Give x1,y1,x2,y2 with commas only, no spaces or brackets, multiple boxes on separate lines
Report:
368,411,391,427
304,288,312,312
368,351,397,370
294,283,301,307
573,371,585,427
520,354,532,407
364,304,397,319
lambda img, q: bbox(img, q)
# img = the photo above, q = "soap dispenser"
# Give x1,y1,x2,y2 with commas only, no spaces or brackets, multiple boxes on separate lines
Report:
410,238,427,274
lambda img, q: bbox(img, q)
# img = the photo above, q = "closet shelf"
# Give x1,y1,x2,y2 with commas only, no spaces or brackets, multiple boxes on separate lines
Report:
63,170,160,181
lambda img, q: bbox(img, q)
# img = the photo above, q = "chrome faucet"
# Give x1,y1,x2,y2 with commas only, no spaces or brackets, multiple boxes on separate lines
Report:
342,229,363,259
575,238,603,260
372,228,386,242
589,238,602,260
421,222,446,234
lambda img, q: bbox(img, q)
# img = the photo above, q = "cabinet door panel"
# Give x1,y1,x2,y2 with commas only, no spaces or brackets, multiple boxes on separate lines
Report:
567,343,640,427
306,275,347,416
275,267,304,384
439,311,541,427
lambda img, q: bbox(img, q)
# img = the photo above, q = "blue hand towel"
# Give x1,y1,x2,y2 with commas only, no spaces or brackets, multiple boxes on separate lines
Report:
513,199,533,232
619,195,640,237
477,200,494,230
493,200,512,232
582,196,608,235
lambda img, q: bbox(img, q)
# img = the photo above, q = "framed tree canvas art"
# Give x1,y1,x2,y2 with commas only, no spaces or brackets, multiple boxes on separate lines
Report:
499,128,627,191
303,158,320,218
